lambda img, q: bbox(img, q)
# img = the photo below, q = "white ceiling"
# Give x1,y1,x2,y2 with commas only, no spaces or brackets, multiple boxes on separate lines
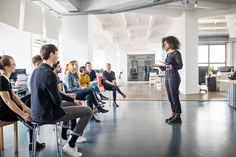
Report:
35,0,236,51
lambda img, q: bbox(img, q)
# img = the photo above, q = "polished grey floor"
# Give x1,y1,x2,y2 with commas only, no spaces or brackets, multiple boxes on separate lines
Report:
1,100,236,157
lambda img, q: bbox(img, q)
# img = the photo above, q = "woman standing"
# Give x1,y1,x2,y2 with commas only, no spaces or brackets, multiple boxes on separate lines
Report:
154,36,183,124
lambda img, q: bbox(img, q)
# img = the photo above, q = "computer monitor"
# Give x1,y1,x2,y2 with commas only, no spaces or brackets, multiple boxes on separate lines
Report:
218,66,234,72
10,69,27,81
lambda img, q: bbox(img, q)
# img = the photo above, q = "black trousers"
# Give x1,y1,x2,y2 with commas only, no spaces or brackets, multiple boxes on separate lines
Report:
104,84,123,103
165,71,182,114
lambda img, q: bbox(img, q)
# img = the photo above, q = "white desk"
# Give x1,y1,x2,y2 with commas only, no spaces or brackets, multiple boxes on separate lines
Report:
218,79,236,108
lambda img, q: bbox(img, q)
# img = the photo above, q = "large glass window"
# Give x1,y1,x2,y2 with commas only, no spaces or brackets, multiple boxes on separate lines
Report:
198,44,226,67
209,45,225,63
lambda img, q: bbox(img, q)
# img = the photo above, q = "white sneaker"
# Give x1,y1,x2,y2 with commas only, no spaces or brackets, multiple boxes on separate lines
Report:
63,143,82,157
58,138,68,147
77,136,86,143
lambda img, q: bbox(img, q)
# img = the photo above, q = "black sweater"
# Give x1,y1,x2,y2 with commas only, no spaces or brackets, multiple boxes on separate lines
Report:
30,63,65,123
160,50,183,72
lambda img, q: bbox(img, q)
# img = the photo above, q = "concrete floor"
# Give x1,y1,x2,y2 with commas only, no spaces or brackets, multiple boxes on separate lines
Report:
109,83,228,101
1,100,236,157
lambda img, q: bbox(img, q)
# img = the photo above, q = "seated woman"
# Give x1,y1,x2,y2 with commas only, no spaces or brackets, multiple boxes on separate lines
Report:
0,55,45,151
103,63,126,107
79,66,105,105
85,62,109,100
64,61,108,123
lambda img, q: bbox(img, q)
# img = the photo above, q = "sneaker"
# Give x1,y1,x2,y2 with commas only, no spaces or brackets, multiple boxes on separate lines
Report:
63,143,82,157
58,138,68,147
29,141,46,151
77,136,86,143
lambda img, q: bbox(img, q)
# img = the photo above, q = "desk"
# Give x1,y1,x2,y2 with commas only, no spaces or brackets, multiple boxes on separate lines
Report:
218,79,236,108
207,74,231,91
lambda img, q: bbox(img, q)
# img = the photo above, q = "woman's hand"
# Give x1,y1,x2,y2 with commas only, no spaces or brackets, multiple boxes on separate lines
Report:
152,64,160,68
73,99,82,106
22,104,31,114
22,112,32,122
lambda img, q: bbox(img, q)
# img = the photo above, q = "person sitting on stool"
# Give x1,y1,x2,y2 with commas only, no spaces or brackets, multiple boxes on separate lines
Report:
102,63,126,107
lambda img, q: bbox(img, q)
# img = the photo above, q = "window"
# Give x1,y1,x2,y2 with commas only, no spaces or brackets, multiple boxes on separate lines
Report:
198,44,226,67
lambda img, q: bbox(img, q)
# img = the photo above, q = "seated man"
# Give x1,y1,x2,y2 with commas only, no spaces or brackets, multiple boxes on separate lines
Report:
85,62,109,100
31,44,93,157
53,61,87,143
103,63,126,107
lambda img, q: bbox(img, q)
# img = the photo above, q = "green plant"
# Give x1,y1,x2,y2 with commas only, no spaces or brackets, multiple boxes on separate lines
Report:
208,66,214,74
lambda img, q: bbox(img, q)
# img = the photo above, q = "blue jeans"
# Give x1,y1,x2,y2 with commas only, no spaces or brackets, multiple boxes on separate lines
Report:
90,82,100,94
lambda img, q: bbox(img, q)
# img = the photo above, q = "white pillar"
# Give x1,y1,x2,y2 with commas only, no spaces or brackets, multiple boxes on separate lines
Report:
61,16,89,67
229,39,236,68
168,11,199,94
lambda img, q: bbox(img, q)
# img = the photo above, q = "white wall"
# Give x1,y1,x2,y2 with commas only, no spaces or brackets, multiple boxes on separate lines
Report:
61,16,89,67
0,22,32,74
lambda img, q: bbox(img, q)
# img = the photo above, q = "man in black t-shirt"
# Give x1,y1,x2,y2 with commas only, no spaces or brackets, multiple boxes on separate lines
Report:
85,62,109,100
102,63,126,107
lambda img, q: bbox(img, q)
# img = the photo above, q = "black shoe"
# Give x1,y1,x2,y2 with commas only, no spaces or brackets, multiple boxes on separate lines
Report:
90,116,101,123
121,93,126,99
167,116,182,124
165,116,174,123
113,102,119,107
29,141,46,151
100,95,109,100
97,106,109,113
99,100,106,104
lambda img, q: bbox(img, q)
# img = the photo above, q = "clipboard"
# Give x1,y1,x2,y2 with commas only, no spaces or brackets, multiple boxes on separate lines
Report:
157,60,167,65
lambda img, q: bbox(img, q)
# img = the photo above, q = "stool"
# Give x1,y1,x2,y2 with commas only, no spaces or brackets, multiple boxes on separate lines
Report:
0,121,18,153
31,122,63,157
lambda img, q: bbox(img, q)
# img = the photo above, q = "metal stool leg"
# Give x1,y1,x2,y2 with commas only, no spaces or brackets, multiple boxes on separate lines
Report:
32,126,38,157
55,123,63,157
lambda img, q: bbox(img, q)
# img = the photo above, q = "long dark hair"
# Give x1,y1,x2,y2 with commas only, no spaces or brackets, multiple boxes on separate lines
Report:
162,36,180,50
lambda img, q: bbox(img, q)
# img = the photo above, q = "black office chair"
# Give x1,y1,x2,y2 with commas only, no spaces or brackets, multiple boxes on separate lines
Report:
199,70,207,93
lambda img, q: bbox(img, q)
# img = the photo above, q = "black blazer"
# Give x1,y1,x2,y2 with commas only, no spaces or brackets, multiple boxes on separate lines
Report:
30,63,65,123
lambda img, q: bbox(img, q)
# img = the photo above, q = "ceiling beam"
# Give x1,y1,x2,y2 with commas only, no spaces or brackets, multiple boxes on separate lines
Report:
193,5,236,19
90,15,113,43
103,24,167,31
120,13,131,39
199,23,227,28
146,15,153,40
133,6,183,17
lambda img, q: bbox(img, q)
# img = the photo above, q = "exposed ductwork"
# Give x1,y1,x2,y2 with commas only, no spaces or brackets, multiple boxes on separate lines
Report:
33,0,181,15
